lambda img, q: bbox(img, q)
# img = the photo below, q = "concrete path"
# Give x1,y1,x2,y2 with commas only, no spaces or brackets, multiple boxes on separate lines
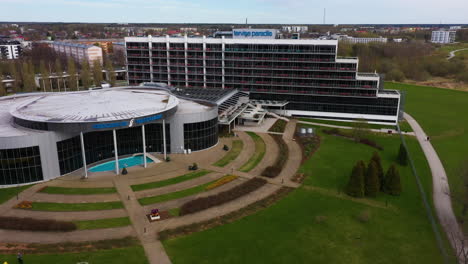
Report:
404,113,464,255
447,48,468,60
278,120,303,186
113,174,172,264
297,120,416,136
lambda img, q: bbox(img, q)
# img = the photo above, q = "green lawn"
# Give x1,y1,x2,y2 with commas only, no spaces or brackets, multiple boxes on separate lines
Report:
0,185,31,204
0,246,148,264
162,128,449,263
169,208,181,217
74,217,131,230
387,82,468,231
40,186,117,195
30,201,124,211
213,140,244,167
131,170,211,192
239,132,266,172
138,180,216,206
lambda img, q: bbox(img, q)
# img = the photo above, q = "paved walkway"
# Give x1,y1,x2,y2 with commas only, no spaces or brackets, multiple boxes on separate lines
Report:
447,48,468,60
297,120,416,136
404,113,464,256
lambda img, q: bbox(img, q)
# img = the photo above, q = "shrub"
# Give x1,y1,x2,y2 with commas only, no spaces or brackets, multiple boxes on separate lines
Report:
397,143,408,166
365,160,380,197
345,160,366,198
0,216,76,232
268,119,287,133
223,144,229,151
166,156,171,162
180,177,267,215
356,210,371,223
383,164,402,195
370,152,385,190
261,135,288,178
315,215,328,223
189,163,198,170
385,69,405,82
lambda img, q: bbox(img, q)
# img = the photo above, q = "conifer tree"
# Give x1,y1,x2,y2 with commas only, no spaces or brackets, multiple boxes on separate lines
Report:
370,151,384,190
105,59,116,87
93,59,103,87
346,160,366,197
39,60,50,92
81,59,91,89
0,75,5,96
398,143,408,166
55,58,63,92
365,160,380,197
67,58,77,91
384,164,402,195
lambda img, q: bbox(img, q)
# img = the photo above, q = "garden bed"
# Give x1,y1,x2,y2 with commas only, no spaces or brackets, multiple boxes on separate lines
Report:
268,119,287,133
261,135,289,178
322,128,383,150
0,216,76,232
180,177,267,215
159,187,293,240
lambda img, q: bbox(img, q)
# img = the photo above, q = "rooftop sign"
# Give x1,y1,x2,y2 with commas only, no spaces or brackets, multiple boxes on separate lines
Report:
232,29,277,39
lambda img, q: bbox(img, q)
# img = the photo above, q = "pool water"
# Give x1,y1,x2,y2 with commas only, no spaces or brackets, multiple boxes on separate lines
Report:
89,155,154,173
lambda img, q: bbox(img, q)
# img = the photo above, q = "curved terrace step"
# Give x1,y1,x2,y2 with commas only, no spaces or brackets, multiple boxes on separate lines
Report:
0,226,135,244
228,131,256,170
134,172,224,199
249,133,279,176
154,183,281,232
3,208,128,221
141,177,247,212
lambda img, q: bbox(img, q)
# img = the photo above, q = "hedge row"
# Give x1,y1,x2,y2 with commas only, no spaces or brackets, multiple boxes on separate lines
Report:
322,128,383,150
180,177,267,215
0,216,77,232
262,135,289,178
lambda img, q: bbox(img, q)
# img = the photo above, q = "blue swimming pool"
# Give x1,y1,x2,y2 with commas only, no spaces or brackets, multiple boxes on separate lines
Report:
89,155,154,173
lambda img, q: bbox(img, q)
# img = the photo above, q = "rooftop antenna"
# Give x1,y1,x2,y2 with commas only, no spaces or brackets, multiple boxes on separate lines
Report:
323,8,326,24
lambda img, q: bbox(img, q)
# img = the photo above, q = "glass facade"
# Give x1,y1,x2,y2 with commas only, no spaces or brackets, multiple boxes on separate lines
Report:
184,117,218,151
145,123,171,153
57,136,83,175
0,146,43,185
58,124,171,172
250,92,399,116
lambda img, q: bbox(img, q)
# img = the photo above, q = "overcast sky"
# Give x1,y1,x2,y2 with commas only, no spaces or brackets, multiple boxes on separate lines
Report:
1,0,467,24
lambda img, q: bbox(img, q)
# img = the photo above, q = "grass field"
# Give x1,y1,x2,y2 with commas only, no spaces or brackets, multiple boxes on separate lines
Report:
40,186,117,195
239,132,266,172
162,127,448,263
30,201,124,211
213,140,244,167
0,246,148,264
138,180,218,206
0,185,31,204
131,170,211,192
387,82,468,231
74,217,131,230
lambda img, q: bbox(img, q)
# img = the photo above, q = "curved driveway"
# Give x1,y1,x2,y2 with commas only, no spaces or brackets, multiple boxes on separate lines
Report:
404,113,464,255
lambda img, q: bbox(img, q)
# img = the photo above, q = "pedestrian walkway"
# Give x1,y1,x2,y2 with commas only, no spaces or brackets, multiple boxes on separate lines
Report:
404,113,464,257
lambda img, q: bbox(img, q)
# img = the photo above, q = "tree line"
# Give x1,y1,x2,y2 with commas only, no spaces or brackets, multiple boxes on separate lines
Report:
0,45,118,96
338,42,468,83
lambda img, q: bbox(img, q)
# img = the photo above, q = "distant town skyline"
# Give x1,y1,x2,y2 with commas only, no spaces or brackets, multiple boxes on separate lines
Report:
1,0,468,24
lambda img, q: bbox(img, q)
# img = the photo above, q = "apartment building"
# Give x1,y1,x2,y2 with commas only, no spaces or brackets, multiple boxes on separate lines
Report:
0,39,22,59
50,42,103,65
431,31,456,44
